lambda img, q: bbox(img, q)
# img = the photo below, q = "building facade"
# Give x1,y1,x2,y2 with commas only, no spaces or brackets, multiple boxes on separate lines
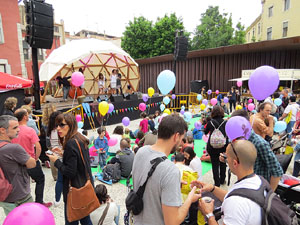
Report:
246,0,300,43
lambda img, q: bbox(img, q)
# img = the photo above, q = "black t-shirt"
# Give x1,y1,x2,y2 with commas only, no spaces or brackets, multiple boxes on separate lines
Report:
58,76,71,87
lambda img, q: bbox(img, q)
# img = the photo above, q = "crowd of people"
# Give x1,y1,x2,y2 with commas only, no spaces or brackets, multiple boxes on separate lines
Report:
0,85,299,225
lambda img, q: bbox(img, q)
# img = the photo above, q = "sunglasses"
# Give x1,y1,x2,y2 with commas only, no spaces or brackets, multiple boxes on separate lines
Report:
230,136,246,163
56,123,67,128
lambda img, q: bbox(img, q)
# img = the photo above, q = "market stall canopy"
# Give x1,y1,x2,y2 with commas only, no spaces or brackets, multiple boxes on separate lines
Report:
39,38,140,96
229,69,300,82
0,72,33,91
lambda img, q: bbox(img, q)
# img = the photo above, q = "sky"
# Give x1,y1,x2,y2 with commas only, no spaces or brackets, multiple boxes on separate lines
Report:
45,0,262,37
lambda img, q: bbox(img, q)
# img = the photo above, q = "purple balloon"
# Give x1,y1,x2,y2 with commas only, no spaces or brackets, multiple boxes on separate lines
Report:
122,117,130,126
171,94,176,99
194,121,202,130
180,109,185,115
223,97,229,104
249,66,279,101
142,94,149,102
3,203,55,225
202,99,208,105
108,103,114,113
225,116,252,141
207,89,212,95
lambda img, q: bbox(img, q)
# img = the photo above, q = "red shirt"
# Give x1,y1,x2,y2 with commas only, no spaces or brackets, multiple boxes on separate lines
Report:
12,125,39,158
139,119,148,133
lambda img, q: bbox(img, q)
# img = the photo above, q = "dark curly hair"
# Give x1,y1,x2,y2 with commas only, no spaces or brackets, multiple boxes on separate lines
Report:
95,184,109,204
211,105,224,118
113,125,124,135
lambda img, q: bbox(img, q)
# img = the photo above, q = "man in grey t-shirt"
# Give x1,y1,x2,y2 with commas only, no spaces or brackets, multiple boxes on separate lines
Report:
0,115,36,215
132,114,201,225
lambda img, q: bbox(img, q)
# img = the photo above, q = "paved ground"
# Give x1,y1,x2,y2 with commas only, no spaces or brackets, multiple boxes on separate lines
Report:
0,116,295,224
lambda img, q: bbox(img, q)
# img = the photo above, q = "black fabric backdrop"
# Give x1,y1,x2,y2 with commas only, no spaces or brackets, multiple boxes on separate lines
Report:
83,96,163,130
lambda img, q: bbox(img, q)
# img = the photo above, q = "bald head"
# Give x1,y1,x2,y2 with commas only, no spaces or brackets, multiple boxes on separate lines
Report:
227,140,257,170
120,138,129,150
14,108,28,122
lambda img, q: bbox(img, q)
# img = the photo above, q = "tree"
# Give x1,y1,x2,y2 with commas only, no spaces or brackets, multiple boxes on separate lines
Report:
151,13,184,57
121,16,154,59
191,6,245,50
230,22,246,45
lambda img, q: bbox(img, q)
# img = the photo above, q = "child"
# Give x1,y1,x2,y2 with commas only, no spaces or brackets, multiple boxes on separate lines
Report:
139,112,148,133
94,127,109,169
98,72,105,94
148,114,155,132
154,110,161,130
183,136,194,151
123,128,131,139
135,131,144,145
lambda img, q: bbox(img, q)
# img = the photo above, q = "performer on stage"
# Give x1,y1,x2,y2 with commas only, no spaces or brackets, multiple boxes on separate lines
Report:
110,69,117,94
98,72,105,94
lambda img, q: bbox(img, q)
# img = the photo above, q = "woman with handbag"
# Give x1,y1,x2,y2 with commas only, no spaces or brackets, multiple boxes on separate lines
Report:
90,184,120,225
47,113,99,225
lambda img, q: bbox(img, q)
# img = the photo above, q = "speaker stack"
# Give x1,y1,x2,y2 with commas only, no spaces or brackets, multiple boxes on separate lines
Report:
174,36,188,61
110,94,123,102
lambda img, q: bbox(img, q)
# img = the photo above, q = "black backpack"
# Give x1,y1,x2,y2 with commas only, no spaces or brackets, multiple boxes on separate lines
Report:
102,163,121,183
226,176,298,225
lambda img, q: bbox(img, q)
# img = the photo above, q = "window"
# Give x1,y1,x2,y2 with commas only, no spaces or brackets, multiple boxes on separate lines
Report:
38,49,44,60
267,27,272,40
0,64,5,73
0,14,4,44
268,6,273,17
252,28,255,37
284,0,290,11
283,21,288,37
258,23,261,35
54,26,59,33
23,40,30,60
248,32,250,42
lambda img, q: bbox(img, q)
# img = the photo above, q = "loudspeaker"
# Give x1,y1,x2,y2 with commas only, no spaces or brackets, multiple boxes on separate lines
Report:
174,36,188,61
129,93,138,100
110,94,123,102
123,93,130,100
190,80,209,93
25,0,54,49
97,95,108,102
83,96,94,103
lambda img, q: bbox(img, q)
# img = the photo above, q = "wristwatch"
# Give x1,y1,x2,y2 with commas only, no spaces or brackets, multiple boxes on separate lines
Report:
205,212,215,220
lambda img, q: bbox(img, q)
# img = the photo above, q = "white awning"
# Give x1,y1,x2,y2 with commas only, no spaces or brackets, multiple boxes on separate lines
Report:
228,78,249,81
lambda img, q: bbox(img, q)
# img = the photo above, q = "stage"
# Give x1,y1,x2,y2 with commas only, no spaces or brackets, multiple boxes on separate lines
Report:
39,95,163,130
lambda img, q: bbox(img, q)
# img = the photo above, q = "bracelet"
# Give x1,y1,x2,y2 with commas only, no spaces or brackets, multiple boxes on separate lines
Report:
210,185,215,193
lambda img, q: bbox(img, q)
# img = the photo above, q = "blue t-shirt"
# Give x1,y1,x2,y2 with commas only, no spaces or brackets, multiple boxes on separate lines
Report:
148,120,155,131
94,136,109,153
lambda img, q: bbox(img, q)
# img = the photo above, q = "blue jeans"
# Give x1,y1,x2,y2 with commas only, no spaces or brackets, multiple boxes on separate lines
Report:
55,171,63,202
286,121,295,140
64,204,92,225
63,86,70,100
99,153,107,169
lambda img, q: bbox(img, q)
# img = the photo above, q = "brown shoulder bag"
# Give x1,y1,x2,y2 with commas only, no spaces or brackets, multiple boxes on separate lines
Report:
67,139,100,222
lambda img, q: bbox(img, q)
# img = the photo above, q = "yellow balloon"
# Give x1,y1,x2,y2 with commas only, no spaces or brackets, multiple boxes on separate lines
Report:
200,104,206,110
148,87,155,97
279,86,283,91
236,105,243,110
164,109,171,115
99,101,109,116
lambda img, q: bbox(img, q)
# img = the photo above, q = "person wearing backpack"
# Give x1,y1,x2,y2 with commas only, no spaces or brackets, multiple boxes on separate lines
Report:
204,105,228,187
0,115,36,215
192,140,298,225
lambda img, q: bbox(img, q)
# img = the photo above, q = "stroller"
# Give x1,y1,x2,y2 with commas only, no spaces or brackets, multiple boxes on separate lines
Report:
270,131,291,155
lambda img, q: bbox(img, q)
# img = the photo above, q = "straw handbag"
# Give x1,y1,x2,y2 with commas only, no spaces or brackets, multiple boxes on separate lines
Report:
67,139,100,222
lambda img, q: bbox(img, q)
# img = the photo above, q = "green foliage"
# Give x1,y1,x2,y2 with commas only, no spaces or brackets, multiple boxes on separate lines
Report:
121,14,185,59
121,17,154,59
151,13,184,57
192,6,246,50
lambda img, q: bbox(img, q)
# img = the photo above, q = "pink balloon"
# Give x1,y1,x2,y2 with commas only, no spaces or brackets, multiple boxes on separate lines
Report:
108,137,118,146
248,103,255,111
139,103,146,111
202,134,209,143
89,146,98,156
216,90,219,95
75,114,82,122
248,99,253,103
237,80,242,87
3,203,55,225
210,98,217,106
71,72,84,87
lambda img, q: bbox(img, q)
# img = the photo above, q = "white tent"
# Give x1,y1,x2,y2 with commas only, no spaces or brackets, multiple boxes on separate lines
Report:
40,38,140,98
